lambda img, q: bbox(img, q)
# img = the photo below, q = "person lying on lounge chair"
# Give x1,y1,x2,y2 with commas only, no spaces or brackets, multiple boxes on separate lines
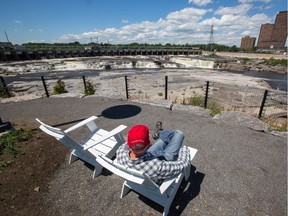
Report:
116,122,190,184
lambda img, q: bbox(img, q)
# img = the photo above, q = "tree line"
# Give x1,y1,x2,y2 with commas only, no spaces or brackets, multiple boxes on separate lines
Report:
22,42,241,52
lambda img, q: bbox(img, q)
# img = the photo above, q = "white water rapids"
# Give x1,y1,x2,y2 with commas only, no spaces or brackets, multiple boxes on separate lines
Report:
0,56,215,75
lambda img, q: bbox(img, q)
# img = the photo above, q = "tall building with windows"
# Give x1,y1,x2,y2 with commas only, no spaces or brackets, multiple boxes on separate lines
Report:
257,11,287,50
240,36,256,50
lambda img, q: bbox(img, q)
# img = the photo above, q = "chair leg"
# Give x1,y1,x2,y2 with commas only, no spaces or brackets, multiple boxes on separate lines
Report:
69,152,79,164
163,208,168,216
184,163,191,181
92,163,103,178
120,182,130,198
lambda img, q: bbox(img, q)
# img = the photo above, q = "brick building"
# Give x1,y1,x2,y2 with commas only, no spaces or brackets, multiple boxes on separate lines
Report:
257,11,287,50
240,36,256,50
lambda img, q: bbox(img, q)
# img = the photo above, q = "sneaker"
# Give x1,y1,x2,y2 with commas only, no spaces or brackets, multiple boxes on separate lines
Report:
152,121,163,140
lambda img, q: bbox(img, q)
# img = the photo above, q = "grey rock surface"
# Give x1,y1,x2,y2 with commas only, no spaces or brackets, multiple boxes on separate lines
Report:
213,111,269,132
172,104,211,118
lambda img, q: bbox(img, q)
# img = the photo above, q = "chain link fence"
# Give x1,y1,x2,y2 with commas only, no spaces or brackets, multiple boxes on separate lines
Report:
1,74,287,121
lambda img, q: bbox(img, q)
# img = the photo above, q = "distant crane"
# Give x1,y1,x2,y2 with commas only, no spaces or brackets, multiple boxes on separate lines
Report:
4,31,10,42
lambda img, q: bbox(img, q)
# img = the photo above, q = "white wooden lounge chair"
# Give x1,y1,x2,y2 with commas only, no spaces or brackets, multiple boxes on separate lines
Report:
96,146,198,216
36,116,127,178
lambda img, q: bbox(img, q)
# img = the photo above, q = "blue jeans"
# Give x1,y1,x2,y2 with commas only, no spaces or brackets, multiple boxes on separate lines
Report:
147,130,184,161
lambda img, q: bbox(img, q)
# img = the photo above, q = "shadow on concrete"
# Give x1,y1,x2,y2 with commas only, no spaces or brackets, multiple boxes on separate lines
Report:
138,166,205,215
170,166,205,215
52,118,87,127
101,104,142,119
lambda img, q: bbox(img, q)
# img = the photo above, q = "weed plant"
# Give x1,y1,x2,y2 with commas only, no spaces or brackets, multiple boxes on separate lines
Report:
207,102,222,117
52,79,68,95
84,80,96,95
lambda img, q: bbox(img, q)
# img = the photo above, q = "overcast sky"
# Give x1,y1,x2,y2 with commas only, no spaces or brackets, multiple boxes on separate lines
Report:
0,0,286,46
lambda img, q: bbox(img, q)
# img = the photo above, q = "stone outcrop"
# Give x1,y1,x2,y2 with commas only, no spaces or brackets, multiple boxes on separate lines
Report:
213,112,269,132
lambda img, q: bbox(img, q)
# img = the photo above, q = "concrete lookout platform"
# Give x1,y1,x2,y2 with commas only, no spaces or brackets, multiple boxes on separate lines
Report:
0,96,286,215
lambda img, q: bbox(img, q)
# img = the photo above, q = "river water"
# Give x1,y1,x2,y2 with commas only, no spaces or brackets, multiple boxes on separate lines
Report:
3,68,287,92
243,70,287,91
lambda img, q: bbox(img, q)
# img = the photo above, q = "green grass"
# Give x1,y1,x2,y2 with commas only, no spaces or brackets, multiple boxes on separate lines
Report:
262,58,287,68
0,129,33,169
188,94,204,107
187,94,222,117
263,117,288,132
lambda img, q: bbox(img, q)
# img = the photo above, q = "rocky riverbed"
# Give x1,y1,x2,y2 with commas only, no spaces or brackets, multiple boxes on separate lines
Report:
0,55,286,105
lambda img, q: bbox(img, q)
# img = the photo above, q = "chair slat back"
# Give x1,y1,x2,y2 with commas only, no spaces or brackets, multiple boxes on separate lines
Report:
83,125,127,150
36,118,83,150
97,154,158,187
37,118,65,139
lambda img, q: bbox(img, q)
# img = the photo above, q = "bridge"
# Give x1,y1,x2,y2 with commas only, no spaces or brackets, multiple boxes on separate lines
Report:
0,49,202,62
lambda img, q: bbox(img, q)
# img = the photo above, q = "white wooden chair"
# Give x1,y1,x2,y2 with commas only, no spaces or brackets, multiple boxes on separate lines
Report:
36,116,127,178
96,146,198,216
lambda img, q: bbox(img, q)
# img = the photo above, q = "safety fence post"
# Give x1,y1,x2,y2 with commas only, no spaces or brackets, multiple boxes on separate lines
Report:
41,76,49,98
165,76,168,100
125,76,129,100
258,89,268,119
82,76,87,93
204,81,210,108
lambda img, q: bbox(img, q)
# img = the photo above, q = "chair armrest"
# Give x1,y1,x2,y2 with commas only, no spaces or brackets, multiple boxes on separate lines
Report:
64,116,98,133
83,124,127,150
159,173,183,195
187,146,198,161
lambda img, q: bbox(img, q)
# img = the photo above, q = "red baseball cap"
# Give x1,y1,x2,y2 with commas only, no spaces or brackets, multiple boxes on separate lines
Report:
127,125,151,154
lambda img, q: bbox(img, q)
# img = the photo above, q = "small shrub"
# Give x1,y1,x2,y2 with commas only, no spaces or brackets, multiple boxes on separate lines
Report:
84,80,96,95
188,94,205,107
52,79,68,95
0,82,14,98
158,92,163,97
208,102,222,117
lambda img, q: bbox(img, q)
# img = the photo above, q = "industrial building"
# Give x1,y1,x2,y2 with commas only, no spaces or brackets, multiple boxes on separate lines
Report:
240,36,256,50
257,11,287,50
